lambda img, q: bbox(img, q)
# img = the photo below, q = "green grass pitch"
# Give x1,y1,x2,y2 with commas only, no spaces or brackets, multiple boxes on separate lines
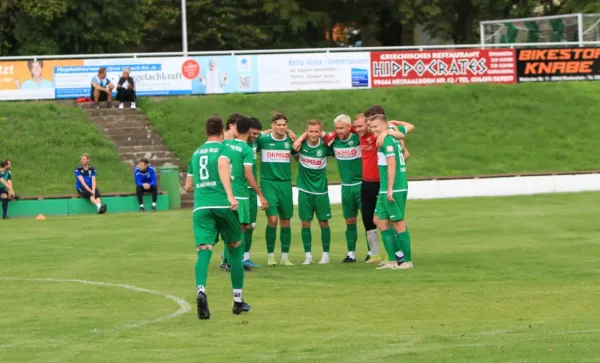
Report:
1,192,600,362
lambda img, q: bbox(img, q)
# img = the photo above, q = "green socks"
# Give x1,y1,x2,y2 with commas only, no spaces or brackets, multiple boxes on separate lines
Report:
228,243,244,290
345,224,357,253
244,228,254,253
281,227,291,253
195,249,212,289
381,229,398,262
302,228,312,253
397,229,412,262
321,227,331,253
266,225,276,254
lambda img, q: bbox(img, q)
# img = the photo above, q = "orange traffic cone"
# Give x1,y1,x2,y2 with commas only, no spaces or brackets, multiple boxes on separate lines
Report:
36,214,46,220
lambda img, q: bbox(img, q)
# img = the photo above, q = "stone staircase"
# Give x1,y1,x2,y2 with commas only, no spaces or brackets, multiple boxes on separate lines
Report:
77,101,193,208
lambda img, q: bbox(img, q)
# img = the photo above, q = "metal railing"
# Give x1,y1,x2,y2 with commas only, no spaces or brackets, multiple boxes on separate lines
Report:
1,41,600,61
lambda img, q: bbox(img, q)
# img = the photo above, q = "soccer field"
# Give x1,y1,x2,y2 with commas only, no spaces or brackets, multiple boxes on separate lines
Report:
2,193,600,363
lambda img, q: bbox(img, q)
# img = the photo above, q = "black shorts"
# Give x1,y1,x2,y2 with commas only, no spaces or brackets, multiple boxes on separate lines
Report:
77,188,101,199
91,86,109,101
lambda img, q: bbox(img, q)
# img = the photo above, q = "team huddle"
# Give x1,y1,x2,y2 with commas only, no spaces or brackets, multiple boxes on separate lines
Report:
186,105,415,319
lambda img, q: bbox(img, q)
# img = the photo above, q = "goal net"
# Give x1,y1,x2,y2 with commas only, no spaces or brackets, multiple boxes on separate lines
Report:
481,14,600,45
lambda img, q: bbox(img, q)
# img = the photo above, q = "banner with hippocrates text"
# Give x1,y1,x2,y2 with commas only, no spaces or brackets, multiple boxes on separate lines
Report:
516,48,600,82
53,56,259,99
257,52,371,92
370,49,516,87
0,59,82,100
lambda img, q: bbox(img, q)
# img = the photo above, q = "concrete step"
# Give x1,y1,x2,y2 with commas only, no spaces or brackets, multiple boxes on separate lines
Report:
106,136,164,146
88,115,148,123
121,157,180,167
78,101,123,109
117,145,171,153
100,127,155,135
120,151,175,160
85,109,141,117
180,193,194,209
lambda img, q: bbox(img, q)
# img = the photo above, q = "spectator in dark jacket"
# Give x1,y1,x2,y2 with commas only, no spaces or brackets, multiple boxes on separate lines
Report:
134,158,157,212
117,67,137,109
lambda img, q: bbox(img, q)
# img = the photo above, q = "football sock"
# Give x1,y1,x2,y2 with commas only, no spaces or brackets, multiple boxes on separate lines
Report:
397,229,412,262
96,203,101,210
1,198,8,218
305,252,313,260
301,228,312,252
281,226,291,253
195,249,212,288
321,227,331,253
345,224,357,255
266,225,276,254
152,202,156,207
223,247,230,264
367,229,380,254
282,252,289,260
243,252,250,261
381,229,398,262
228,243,244,290
233,288,243,303
244,228,254,253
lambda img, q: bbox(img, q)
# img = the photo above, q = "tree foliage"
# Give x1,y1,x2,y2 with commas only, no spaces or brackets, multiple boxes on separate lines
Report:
0,0,597,56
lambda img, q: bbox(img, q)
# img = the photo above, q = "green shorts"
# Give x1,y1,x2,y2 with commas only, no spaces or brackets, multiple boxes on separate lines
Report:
236,197,251,225
193,208,242,247
248,188,258,224
375,191,407,222
261,180,293,219
341,184,361,219
298,191,331,222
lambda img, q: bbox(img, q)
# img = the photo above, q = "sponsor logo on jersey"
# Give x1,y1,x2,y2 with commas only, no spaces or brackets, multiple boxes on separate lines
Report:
377,151,388,166
284,142,290,149
316,150,323,157
334,146,361,160
299,154,327,170
261,149,291,163
348,140,354,146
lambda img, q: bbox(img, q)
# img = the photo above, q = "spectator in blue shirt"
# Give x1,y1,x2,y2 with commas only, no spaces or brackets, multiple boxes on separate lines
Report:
134,158,158,212
75,153,107,214
91,67,115,109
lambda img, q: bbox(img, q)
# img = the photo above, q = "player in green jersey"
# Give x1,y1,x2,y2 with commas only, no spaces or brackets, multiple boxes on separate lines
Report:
184,115,251,320
368,114,414,270
243,117,263,268
256,113,296,266
330,114,363,263
292,119,334,264
221,117,269,272
0,159,18,220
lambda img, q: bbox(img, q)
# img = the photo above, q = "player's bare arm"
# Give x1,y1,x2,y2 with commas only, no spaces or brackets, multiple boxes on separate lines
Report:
389,120,415,133
184,175,194,192
78,175,93,193
244,165,268,210
218,156,238,210
386,155,396,202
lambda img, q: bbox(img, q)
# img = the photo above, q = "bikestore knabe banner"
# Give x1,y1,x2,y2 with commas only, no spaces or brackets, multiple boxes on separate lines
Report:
257,52,371,92
370,49,516,87
52,56,259,99
516,48,600,82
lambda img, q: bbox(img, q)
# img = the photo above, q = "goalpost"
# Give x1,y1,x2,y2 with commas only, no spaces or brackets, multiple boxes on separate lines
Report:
480,13,600,46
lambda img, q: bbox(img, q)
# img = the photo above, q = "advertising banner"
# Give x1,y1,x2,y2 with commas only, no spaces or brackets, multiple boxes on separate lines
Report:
257,52,370,92
370,49,516,87
0,59,81,100
53,55,259,99
516,48,600,82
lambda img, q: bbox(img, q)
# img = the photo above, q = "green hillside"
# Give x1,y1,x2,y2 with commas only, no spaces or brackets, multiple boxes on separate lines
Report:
140,82,600,183
0,103,132,196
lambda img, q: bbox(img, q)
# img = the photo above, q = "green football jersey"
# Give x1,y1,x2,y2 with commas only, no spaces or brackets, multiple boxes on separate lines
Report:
331,133,362,186
187,141,233,211
377,135,408,194
247,139,258,189
256,133,293,181
297,138,333,194
223,139,254,199
0,169,11,191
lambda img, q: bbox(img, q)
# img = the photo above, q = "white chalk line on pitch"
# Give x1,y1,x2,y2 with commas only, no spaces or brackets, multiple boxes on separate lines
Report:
0,277,191,334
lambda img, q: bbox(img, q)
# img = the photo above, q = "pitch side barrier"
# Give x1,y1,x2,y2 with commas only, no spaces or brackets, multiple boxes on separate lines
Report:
2,41,600,101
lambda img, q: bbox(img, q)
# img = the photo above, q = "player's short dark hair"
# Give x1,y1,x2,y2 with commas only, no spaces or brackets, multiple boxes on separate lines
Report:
98,67,107,75
226,113,244,130
250,117,262,130
272,113,288,124
364,105,386,117
0,159,9,168
139,158,149,165
205,115,224,136
236,117,252,134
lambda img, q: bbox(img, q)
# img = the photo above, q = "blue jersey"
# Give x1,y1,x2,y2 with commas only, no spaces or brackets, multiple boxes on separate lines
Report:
75,165,96,190
134,166,157,187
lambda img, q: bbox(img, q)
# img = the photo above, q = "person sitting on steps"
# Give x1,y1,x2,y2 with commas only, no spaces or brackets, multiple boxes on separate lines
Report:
117,67,137,109
91,67,115,109
134,158,158,212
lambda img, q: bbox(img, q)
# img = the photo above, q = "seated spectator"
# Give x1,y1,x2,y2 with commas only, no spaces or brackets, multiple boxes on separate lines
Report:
91,67,115,109
116,67,137,109
75,153,107,214
0,159,19,220
134,158,157,212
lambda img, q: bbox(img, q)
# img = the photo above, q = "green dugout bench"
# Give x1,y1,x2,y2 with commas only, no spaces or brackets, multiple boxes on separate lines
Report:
8,192,171,218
